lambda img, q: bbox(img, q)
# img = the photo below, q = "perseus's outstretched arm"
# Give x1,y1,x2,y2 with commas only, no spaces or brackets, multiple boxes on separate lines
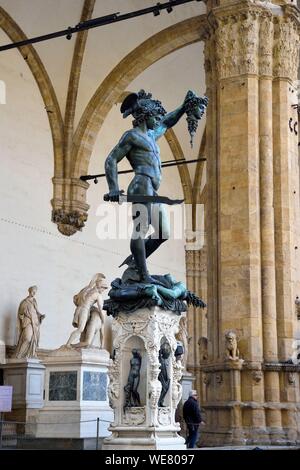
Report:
153,104,185,140
153,90,207,140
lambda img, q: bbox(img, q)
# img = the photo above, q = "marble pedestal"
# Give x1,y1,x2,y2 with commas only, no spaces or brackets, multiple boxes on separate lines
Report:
102,307,186,450
35,348,113,441
0,340,6,364
2,358,45,422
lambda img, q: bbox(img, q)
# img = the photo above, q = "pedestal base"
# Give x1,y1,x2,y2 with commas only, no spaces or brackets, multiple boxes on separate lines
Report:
102,429,186,450
2,358,45,422
104,306,186,450
35,347,113,439
0,340,6,364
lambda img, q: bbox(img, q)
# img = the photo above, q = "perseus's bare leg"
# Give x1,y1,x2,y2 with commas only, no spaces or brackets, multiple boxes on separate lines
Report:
128,175,154,282
144,203,170,258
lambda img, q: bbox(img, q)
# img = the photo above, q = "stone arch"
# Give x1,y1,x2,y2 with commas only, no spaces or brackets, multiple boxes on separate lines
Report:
71,15,208,179
64,0,96,177
0,6,64,176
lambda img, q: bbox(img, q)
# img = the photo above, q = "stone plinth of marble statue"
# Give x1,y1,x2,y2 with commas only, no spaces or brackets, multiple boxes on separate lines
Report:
0,340,6,364
2,357,45,422
35,347,113,441
102,306,186,450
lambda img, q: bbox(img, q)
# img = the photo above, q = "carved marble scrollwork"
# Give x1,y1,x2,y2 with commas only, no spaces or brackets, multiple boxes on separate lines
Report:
172,359,184,411
123,407,146,425
108,355,120,410
108,308,184,431
158,407,171,426
148,363,161,411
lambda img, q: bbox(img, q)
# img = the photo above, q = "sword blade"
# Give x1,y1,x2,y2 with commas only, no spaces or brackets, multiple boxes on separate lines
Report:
124,195,184,205
104,194,184,205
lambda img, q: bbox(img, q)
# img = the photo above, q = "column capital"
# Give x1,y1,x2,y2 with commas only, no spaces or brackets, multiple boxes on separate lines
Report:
273,5,300,81
205,1,300,81
207,2,267,80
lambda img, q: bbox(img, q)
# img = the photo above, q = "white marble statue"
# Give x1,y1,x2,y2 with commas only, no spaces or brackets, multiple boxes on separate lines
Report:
14,286,45,359
176,315,189,367
66,273,108,348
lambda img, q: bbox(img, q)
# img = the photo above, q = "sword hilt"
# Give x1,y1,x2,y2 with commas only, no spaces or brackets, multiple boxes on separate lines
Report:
103,190,125,202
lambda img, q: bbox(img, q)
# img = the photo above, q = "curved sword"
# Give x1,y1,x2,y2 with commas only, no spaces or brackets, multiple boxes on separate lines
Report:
103,194,184,205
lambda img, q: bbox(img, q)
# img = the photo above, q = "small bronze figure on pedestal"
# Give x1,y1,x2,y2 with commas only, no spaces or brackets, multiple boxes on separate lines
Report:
158,341,171,407
124,349,142,408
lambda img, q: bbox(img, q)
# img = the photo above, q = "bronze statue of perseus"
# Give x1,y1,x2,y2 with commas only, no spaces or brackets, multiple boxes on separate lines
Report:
104,89,208,286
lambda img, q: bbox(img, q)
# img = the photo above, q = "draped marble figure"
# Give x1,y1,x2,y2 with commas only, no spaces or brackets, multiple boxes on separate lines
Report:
14,286,45,359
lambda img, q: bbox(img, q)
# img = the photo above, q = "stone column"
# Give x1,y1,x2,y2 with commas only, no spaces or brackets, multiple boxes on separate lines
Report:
273,6,300,361
259,13,278,363
259,11,282,439
185,247,207,394
272,5,300,443
202,0,300,446
185,249,196,370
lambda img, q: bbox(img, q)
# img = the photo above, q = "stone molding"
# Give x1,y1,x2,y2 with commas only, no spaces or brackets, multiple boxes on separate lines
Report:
263,362,300,372
200,361,300,372
202,401,300,410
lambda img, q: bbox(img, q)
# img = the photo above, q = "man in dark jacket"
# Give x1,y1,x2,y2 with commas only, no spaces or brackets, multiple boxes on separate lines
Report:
183,390,203,448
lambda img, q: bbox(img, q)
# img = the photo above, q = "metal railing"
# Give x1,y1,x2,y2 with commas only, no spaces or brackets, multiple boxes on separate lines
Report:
0,416,112,450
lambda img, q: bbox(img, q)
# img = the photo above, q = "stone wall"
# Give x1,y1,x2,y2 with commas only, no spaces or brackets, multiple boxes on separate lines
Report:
0,27,189,351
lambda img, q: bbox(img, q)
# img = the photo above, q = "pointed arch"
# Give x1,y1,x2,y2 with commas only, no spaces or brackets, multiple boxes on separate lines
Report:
64,0,96,177
71,15,208,178
0,6,64,175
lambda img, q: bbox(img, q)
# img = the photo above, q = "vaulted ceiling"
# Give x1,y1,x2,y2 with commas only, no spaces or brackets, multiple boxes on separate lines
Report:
0,0,208,223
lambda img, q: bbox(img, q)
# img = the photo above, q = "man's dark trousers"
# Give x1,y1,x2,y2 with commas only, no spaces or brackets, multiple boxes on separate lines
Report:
186,424,199,448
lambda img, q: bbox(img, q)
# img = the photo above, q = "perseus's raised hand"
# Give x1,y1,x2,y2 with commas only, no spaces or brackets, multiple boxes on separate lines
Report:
184,90,208,114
